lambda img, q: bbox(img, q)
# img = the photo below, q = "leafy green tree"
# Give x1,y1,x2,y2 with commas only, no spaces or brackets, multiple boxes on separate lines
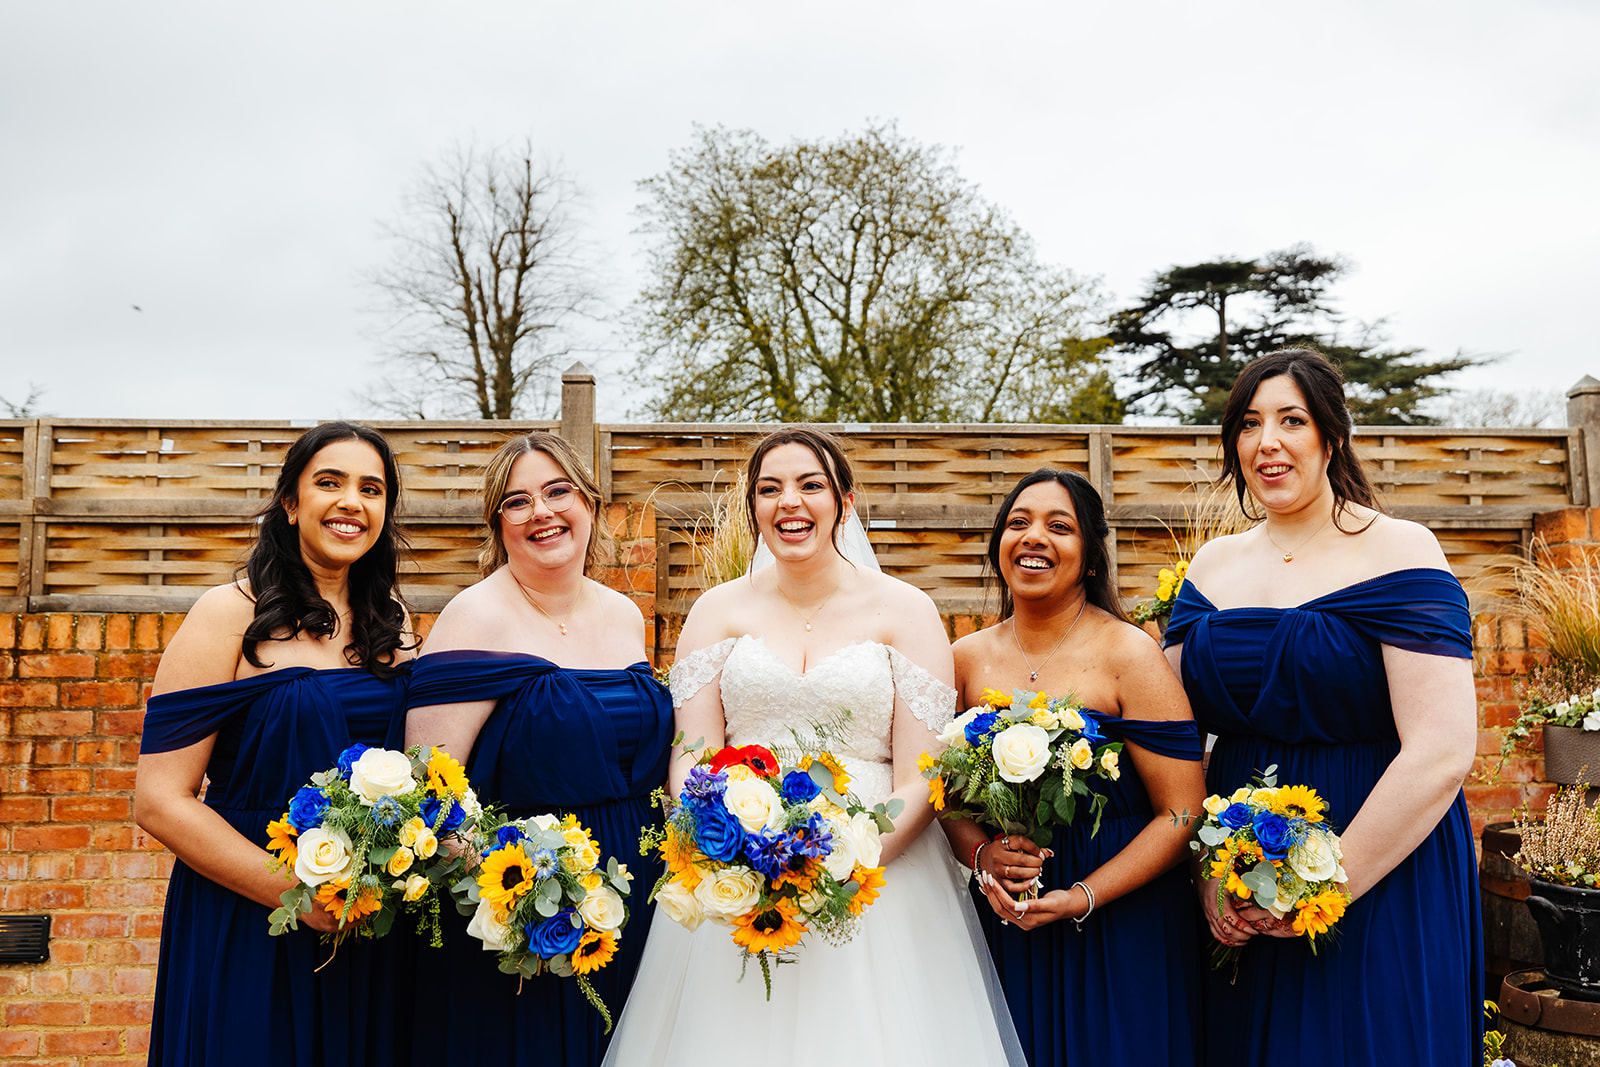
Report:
1110,245,1481,425
633,124,1107,423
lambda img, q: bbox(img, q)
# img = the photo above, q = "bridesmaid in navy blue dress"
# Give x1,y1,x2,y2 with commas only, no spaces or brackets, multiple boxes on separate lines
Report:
406,431,672,1067
135,422,416,1067
1163,348,1481,1065
948,469,1206,1067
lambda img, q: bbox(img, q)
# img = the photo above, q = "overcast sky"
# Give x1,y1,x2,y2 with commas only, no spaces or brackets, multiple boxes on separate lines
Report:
2,1,1596,424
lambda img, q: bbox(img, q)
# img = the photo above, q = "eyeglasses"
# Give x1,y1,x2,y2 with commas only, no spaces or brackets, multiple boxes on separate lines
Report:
497,482,579,524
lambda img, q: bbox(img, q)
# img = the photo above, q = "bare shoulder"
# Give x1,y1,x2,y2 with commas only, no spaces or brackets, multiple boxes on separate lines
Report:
863,568,939,616
1096,612,1169,671
1184,530,1250,590
678,575,754,647
153,581,253,693
1357,512,1450,571
421,575,511,654
952,620,1002,666
185,580,256,630
592,581,647,633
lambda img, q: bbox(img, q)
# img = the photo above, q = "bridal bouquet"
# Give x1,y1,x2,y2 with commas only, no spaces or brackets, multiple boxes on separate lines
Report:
452,811,632,1029
265,744,481,947
643,742,901,999
920,687,1123,850
1192,766,1350,968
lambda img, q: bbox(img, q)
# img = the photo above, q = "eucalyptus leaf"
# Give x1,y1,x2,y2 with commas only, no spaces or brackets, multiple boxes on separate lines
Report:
1197,825,1228,847
1242,862,1278,908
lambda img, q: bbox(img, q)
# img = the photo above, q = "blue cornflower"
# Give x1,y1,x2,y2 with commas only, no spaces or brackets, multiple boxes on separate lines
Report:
530,848,559,879
371,795,404,829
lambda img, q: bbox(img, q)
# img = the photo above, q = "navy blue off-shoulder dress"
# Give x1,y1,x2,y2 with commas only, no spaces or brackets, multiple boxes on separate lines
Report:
1166,568,1482,1066
405,650,672,1067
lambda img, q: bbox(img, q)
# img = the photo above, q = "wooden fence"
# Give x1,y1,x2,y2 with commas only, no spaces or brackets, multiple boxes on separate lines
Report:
3,370,1595,638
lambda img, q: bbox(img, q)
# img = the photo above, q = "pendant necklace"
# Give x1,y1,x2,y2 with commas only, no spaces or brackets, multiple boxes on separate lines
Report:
1263,511,1336,563
775,564,842,633
1012,597,1088,683
513,575,585,635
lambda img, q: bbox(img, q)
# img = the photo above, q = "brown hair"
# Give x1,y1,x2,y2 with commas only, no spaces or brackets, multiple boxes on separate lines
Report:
742,426,858,555
477,431,610,578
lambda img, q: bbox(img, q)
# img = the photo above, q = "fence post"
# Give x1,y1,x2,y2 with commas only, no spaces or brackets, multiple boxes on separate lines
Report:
1569,375,1600,508
560,361,597,475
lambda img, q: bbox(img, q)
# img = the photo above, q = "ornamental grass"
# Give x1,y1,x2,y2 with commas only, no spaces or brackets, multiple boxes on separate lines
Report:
1513,540,1600,676
685,470,755,588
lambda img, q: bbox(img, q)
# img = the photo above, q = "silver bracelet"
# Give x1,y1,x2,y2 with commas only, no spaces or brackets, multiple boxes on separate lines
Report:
971,841,990,881
1071,880,1096,929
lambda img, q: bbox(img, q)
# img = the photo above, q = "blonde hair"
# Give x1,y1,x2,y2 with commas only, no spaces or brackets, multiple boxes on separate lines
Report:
477,431,610,578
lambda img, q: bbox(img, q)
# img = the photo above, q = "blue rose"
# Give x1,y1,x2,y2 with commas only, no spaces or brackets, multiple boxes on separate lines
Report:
692,799,745,863
494,824,527,849
1078,715,1105,743
421,793,466,835
965,711,1000,746
526,909,584,958
1219,802,1253,830
286,786,329,832
1253,811,1293,861
780,769,821,805
335,743,371,779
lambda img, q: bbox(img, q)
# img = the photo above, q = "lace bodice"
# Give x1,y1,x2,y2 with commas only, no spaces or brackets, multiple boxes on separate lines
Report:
670,636,955,804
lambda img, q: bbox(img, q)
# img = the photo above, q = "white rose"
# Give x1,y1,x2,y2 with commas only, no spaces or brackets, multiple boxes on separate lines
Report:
821,815,860,880
796,887,829,914
655,878,706,931
848,811,884,871
529,814,560,832
693,866,764,920
465,896,512,951
1287,832,1340,882
293,827,354,887
722,778,785,833
991,724,1052,783
1068,737,1094,771
937,708,982,747
349,748,414,805
577,887,626,933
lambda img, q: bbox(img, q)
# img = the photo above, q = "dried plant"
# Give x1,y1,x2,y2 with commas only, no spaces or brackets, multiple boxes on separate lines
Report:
1513,540,1600,676
1514,779,1600,887
685,470,754,588
1500,661,1600,761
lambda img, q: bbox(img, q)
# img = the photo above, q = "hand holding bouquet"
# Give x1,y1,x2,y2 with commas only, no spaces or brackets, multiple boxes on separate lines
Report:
644,742,902,999
265,744,481,946
454,811,632,1029
921,687,1123,850
1192,766,1351,968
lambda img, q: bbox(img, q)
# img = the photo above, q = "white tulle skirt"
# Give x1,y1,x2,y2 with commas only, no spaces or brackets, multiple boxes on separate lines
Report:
600,827,1027,1066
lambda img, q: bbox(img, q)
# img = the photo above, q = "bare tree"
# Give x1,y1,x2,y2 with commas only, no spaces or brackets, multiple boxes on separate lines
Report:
0,382,46,417
367,141,598,419
1437,388,1563,427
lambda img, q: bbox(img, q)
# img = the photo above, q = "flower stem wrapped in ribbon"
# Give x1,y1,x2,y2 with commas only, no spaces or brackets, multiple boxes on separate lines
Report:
451,810,633,1030
265,745,481,948
1191,765,1351,970
642,725,901,1000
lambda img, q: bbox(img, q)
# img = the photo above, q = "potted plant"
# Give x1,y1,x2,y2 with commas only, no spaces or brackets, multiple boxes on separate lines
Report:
1514,781,1600,1002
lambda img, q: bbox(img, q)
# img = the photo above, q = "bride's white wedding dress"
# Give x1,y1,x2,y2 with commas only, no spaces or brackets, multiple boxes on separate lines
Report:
601,635,1026,1066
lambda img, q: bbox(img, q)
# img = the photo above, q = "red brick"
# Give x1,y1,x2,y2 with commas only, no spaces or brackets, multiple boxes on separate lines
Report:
95,767,139,791
13,824,91,850
53,796,131,822
76,739,118,763
48,938,88,964
0,973,26,996
5,883,84,910
32,740,75,764
134,614,160,650
0,681,59,706
1533,506,1590,544
132,913,165,938
63,680,140,707
16,767,92,794
91,881,167,908
96,939,161,966
0,652,12,678
53,912,129,938
88,998,154,1026
29,968,68,994
4,999,86,1026
46,613,74,649
0,739,31,765
155,852,175,878
31,853,74,879
0,1031,39,1057
101,652,163,678
1464,783,1525,812
104,614,133,651
19,615,46,650
160,612,185,648
0,614,15,648
98,709,146,736
70,968,111,995
113,967,155,995
42,1028,120,1055
0,796,49,822
18,652,96,677
76,614,104,650
76,852,111,879
91,825,134,850
16,709,93,735
128,1024,152,1054
0,854,25,881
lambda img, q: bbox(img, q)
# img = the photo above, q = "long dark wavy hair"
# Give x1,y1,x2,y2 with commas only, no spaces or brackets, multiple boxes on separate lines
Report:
986,469,1127,623
742,426,858,557
238,421,409,675
1219,347,1381,528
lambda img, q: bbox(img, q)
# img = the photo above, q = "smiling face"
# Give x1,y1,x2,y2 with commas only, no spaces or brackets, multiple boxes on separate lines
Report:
1238,374,1335,515
283,438,388,575
498,449,593,575
998,480,1085,604
751,442,852,563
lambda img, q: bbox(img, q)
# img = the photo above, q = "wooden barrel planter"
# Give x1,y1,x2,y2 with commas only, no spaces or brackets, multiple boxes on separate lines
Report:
1499,970,1600,1066
1483,822,1545,990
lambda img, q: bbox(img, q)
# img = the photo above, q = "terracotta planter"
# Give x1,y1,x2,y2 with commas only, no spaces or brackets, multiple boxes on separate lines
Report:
1543,724,1600,786
1526,878,1600,1002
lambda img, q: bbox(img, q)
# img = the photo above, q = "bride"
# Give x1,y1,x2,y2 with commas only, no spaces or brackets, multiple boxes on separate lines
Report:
602,427,1025,1065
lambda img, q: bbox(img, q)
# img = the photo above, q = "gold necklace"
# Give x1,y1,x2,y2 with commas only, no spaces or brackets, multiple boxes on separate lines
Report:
512,575,585,635
1011,598,1088,683
774,565,842,633
1262,512,1336,563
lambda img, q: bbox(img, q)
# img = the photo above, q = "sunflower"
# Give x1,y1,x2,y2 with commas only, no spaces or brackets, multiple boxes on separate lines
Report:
477,844,536,910
1292,888,1348,940
927,775,946,812
800,752,851,793
731,897,806,954
571,930,618,974
265,815,299,866
315,877,384,922
847,865,887,915
774,857,820,892
1270,784,1326,824
426,747,470,798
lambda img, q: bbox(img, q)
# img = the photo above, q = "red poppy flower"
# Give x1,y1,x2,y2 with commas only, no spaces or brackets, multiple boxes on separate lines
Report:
708,744,780,778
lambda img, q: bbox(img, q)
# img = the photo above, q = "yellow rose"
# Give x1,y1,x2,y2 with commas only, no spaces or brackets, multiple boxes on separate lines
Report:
1099,750,1120,781
562,827,601,870
395,873,429,902
1029,708,1059,729
1202,794,1230,816
724,765,755,782
398,816,426,848
1068,737,1094,771
579,871,603,892
1230,787,1252,804
1057,705,1086,732
413,828,439,860
385,847,415,877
